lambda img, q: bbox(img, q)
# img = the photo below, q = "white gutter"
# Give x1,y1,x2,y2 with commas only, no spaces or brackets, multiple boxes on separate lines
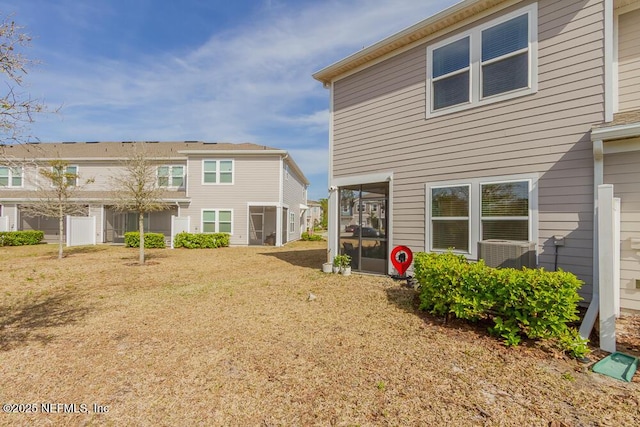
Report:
591,122,640,141
178,150,288,155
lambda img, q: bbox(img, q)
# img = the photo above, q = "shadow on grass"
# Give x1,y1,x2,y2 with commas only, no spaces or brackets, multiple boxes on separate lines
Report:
385,284,501,342
0,292,91,351
259,249,326,269
64,245,110,256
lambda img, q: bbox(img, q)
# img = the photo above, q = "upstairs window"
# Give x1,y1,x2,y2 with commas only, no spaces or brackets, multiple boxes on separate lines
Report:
64,165,78,186
481,14,529,98
158,165,184,188
48,164,78,187
203,160,233,184
427,4,537,116
0,166,22,187
432,37,470,110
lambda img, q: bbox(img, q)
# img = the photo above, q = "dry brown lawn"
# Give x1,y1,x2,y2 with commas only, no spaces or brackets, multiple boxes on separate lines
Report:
0,241,638,426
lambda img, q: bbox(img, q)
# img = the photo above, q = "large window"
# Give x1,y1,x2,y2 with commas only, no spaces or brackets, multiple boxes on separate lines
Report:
0,166,22,187
202,209,233,234
158,165,184,188
427,175,536,258
427,4,537,116
481,181,529,241
203,160,233,184
431,185,470,252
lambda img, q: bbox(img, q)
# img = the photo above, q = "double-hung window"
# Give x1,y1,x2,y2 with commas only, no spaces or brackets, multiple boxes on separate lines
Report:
427,175,537,259
203,160,233,184
289,212,295,233
427,3,537,116
158,165,184,188
48,164,78,187
202,209,233,234
0,166,22,187
430,185,470,252
64,165,78,186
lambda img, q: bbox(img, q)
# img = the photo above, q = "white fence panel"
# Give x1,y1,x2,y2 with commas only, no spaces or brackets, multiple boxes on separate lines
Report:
66,216,97,247
171,216,190,248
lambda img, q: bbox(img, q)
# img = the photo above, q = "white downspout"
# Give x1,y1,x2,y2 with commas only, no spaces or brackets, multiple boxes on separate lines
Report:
327,80,337,264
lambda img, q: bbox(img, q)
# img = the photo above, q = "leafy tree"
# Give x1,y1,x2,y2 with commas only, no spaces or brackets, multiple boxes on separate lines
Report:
110,145,169,265
0,15,46,146
319,198,328,229
20,160,92,259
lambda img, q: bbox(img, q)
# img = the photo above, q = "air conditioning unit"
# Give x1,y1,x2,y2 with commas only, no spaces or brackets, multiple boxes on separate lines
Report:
477,240,536,269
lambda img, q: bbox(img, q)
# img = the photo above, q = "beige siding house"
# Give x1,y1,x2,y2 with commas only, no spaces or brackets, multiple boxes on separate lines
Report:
0,141,309,247
314,0,640,313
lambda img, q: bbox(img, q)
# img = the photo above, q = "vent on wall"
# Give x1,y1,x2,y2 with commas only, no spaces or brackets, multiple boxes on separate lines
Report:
478,240,536,269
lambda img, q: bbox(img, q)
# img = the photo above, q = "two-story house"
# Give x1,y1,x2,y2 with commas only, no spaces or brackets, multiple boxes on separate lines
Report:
0,141,309,247
313,0,640,317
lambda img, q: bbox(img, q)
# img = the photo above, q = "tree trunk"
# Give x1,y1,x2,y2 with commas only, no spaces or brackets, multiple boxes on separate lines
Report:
58,204,64,260
139,211,145,265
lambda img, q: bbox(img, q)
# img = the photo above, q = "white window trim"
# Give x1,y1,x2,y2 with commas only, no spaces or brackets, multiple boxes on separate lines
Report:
425,173,538,260
201,208,234,235
47,164,78,187
429,183,472,255
157,165,185,188
289,211,295,233
202,159,234,185
0,165,23,188
65,165,79,187
426,3,538,118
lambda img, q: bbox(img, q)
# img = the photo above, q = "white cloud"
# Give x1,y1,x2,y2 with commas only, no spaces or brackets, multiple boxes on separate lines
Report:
22,0,457,191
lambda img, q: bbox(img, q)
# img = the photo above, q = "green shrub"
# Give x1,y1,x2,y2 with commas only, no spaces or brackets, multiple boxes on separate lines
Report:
301,231,323,241
414,252,587,357
0,230,45,246
173,232,230,249
124,232,166,249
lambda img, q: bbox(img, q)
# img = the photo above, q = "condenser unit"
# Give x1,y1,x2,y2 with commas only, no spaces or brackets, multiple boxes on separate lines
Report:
477,240,536,269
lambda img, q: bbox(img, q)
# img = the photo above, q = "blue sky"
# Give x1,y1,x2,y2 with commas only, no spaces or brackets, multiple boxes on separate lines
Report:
2,0,457,200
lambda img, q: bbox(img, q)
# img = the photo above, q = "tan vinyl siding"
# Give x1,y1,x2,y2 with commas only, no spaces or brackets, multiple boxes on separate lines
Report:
331,0,604,292
282,162,307,242
604,150,640,311
182,155,281,245
618,8,640,112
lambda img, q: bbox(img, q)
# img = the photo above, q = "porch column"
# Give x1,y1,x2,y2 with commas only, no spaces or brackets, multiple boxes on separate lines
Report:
275,206,283,247
327,187,339,264
598,184,616,353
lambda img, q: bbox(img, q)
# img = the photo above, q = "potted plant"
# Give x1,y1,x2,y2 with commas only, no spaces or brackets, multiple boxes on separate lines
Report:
332,254,342,273
339,254,352,276
333,254,352,275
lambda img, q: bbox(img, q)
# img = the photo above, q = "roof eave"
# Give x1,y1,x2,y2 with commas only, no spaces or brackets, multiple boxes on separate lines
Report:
312,0,507,85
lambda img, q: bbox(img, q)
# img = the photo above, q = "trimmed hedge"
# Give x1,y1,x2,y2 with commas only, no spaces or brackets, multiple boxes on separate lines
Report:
124,232,166,249
0,230,45,246
173,232,230,249
301,231,323,241
413,252,588,357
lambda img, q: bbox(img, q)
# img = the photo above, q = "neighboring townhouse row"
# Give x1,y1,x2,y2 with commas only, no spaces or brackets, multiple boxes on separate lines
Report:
0,141,309,246
314,0,640,312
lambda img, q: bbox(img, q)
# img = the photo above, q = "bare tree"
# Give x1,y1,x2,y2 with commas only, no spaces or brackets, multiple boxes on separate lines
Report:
110,145,169,265
0,15,47,146
21,159,92,259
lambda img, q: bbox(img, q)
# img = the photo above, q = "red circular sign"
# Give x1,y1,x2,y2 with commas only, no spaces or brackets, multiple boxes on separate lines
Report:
390,246,413,275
